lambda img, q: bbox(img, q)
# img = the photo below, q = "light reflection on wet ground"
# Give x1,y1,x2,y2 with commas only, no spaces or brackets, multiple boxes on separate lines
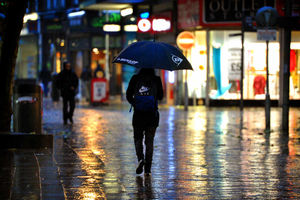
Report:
43,103,300,199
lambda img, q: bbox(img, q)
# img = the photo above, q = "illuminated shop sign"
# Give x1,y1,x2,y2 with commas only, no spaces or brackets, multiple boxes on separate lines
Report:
137,18,151,32
137,17,172,33
46,24,63,31
201,0,276,26
91,12,121,28
103,24,121,32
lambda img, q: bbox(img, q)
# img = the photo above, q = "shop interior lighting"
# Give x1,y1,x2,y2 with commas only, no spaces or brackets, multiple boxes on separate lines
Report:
168,71,175,84
121,7,133,17
92,48,99,54
68,10,85,18
60,40,65,47
103,24,121,32
291,43,300,49
212,42,221,48
140,12,149,19
124,24,138,32
130,17,136,22
23,12,38,23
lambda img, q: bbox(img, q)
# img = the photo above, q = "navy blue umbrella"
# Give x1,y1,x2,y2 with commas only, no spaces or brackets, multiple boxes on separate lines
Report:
112,41,193,71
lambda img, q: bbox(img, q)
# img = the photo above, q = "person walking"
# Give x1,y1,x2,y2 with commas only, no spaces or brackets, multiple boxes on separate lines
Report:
126,68,163,176
39,67,52,97
57,61,79,125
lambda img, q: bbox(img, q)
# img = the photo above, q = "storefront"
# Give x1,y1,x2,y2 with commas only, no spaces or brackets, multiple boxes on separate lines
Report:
177,0,300,106
15,34,39,79
64,9,124,101
88,10,123,96
41,14,67,74
15,17,39,79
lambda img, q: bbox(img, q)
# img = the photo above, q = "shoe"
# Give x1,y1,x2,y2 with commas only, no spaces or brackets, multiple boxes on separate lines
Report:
144,164,151,176
136,160,144,174
144,172,151,177
69,116,73,124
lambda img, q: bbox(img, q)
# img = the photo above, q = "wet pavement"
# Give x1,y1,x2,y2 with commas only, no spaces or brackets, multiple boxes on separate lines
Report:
1,98,300,199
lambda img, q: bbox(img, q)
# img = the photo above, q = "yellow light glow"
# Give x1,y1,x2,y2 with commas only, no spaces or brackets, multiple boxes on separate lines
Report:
23,12,38,23
103,24,121,32
60,40,65,47
124,24,138,32
92,48,99,54
120,7,133,17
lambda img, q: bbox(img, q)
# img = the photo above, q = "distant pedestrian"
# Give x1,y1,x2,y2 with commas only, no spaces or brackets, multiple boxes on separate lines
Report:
39,67,52,97
81,67,92,102
51,72,60,102
57,61,79,125
126,68,163,176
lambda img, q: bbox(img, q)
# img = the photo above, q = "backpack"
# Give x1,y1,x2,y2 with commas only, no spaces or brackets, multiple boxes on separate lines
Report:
133,75,157,112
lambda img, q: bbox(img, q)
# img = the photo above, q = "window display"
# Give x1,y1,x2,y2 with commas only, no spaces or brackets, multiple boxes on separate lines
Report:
208,30,280,100
183,30,300,101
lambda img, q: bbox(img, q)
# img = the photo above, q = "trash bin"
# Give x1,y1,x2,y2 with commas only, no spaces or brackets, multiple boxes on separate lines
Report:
13,81,42,134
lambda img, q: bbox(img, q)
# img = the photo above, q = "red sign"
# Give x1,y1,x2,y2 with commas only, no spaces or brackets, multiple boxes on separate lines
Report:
91,78,109,103
176,31,195,50
178,0,200,29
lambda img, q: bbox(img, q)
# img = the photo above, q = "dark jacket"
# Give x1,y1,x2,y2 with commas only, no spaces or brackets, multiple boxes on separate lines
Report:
126,70,163,127
57,69,79,98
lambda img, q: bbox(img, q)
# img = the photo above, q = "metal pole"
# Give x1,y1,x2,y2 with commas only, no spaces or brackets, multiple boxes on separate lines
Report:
184,69,188,111
240,30,244,111
105,34,110,81
265,40,271,131
205,29,210,107
281,0,291,132
105,13,110,82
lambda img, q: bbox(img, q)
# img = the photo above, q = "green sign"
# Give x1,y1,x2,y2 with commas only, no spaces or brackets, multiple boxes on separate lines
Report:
91,13,121,28
46,24,63,31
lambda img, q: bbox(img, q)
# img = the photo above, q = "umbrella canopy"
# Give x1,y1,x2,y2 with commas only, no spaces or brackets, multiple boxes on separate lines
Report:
112,41,193,71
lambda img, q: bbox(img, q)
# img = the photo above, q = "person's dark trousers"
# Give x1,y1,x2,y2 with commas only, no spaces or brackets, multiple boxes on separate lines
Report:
133,126,156,173
62,96,75,123
43,81,49,97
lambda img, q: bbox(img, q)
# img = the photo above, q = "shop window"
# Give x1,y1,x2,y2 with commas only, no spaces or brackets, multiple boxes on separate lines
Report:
290,31,300,99
185,31,207,99
15,36,38,79
91,49,106,79
209,30,280,100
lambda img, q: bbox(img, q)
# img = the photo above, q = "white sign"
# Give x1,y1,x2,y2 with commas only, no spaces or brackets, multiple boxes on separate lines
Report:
152,18,171,32
93,81,106,101
137,17,171,33
228,48,241,80
137,19,151,32
257,29,277,41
